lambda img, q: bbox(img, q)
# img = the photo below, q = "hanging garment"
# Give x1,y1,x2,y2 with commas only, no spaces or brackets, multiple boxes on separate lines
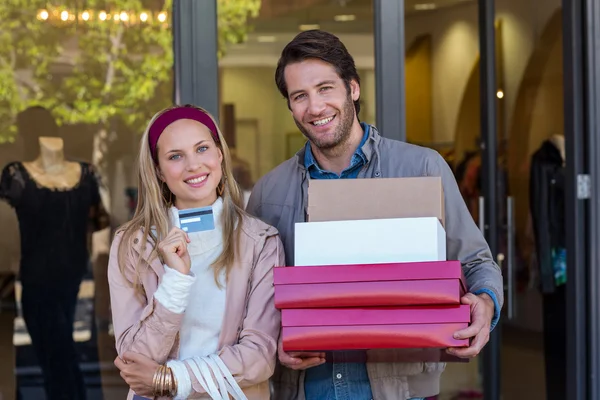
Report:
0,161,106,400
529,139,566,294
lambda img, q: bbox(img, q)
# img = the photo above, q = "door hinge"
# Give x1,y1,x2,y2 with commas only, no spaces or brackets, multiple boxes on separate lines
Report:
577,174,591,199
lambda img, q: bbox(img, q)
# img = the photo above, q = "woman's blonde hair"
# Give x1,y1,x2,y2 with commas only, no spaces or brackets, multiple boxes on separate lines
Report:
116,104,246,294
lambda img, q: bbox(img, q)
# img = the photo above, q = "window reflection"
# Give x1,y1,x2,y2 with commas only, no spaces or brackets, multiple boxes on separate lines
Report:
218,0,376,188
0,1,173,398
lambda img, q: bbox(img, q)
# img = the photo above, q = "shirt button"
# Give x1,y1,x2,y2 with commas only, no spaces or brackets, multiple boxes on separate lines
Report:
336,373,342,379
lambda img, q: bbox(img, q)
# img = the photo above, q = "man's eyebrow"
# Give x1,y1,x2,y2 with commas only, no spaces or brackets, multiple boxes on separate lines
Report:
289,80,337,98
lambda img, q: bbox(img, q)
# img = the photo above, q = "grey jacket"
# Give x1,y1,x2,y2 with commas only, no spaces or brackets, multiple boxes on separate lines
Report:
246,125,503,400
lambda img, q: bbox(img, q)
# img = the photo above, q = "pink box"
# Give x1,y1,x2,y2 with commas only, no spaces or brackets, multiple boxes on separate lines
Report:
281,305,471,352
274,261,467,309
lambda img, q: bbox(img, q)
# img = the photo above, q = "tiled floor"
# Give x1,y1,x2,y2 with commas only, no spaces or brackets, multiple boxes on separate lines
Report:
438,326,547,400
0,322,549,400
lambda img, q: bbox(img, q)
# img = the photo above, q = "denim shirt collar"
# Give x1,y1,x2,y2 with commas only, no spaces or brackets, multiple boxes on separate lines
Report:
304,122,370,175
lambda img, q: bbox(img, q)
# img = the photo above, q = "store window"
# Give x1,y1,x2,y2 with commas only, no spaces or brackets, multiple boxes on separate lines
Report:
217,0,375,189
0,1,173,398
404,0,565,398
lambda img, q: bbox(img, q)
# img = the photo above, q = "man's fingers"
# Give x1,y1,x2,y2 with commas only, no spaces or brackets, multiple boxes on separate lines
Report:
288,351,326,358
460,293,477,306
279,351,326,370
287,357,325,370
448,330,490,358
469,329,490,352
453,320,484,340
447,346,478,359
279,351,302,366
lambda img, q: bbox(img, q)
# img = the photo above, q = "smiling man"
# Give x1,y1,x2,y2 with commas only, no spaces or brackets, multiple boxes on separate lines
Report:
246,30,503,400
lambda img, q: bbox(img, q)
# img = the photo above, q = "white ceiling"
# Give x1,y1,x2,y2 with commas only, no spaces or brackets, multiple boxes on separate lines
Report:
220,0,474,67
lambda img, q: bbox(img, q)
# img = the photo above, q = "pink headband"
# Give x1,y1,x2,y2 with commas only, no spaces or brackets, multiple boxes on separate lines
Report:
148,106,220,160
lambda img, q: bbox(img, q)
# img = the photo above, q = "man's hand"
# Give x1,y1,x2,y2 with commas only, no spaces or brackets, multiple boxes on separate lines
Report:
447,292,495,358
278,339,326,370
114,352,159,397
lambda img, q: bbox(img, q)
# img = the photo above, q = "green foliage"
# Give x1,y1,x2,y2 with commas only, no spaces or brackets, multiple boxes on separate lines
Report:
0,0,261,142
217,0,261,58
51,0,174,136
0,0,63,141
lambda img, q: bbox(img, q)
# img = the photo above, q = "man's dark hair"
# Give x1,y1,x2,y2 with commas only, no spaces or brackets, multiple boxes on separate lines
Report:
275,30,361,115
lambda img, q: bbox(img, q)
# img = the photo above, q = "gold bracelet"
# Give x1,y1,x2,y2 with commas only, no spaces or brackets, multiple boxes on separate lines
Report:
169,367,177,397
160,365,168,397
152,366,162,396
164,365,171,397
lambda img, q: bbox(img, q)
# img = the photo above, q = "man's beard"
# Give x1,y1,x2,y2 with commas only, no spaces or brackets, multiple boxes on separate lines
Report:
294,95,355,151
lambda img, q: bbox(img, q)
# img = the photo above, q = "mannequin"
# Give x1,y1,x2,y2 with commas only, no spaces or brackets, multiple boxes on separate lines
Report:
22,137,82,190
0,135,108,400
529,134,566,400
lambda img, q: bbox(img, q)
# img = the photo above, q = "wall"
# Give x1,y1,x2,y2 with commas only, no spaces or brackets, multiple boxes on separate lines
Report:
219,0,562,177
220,66,377,178
405,35,433,144
405,0,561,145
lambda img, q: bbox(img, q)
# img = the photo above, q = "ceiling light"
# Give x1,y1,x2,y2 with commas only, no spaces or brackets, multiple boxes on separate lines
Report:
334,14,356,22
99,11,107,21
158,12,167,23
414,3,437,10
140,12,149,22
497,90,504,99
257,36,277,43
299,24,320,31
60,11,69,21
81,11,90,21
39,10,49,20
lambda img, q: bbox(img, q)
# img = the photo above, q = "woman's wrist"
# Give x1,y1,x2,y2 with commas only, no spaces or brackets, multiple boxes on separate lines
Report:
154,265,195,313
167,359,192,400
152,365,178,397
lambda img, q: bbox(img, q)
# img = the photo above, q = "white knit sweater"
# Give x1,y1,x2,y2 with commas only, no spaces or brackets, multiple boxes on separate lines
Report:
154,198,245,400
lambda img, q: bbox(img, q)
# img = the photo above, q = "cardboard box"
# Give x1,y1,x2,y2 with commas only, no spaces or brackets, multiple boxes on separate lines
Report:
274,261,467,309
281,305,470,352
307,177,445,227
294,217,446,266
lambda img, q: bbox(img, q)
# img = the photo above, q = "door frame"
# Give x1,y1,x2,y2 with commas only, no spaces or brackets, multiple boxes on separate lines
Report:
171,0,594,397
579,0,600,397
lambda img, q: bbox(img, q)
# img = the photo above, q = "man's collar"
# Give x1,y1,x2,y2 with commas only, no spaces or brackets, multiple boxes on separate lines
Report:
303,122,371,170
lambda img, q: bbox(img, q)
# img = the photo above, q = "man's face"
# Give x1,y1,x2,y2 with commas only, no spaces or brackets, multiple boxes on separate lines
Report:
284,59,360,150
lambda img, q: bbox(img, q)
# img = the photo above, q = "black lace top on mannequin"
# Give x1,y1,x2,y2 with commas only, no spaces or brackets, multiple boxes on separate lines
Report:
0,161,107,286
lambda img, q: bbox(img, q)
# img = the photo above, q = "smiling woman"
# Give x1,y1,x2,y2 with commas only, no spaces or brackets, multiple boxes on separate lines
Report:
107,104,285,400
156,119,224,210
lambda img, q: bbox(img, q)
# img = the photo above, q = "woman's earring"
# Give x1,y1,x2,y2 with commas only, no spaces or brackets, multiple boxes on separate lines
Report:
217,180,224,196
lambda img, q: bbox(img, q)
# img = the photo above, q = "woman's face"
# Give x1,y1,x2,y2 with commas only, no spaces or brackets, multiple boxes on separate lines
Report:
156,118,223,210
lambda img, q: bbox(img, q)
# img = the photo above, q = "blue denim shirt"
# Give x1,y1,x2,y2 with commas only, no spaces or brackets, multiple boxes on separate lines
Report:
304,124,374,400
304,123,370,180
302,123,498,400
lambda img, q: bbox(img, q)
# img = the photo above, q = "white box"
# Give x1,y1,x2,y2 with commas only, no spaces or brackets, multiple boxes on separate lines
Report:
294,217,446,266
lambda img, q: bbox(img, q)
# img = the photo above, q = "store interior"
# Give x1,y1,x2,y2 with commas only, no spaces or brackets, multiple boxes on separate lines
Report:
0,0,564,399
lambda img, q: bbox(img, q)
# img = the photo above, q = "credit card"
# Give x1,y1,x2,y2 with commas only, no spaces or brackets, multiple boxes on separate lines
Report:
178,206,215,233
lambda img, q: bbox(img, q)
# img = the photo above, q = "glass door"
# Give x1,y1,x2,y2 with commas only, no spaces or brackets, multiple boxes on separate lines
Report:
491,1,566,399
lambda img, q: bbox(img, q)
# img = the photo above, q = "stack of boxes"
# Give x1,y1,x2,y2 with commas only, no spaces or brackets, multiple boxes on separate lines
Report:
273,177,471,362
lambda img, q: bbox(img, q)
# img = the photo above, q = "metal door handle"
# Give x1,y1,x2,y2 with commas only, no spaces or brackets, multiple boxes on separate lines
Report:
479,196,485,233
507,196,515,320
